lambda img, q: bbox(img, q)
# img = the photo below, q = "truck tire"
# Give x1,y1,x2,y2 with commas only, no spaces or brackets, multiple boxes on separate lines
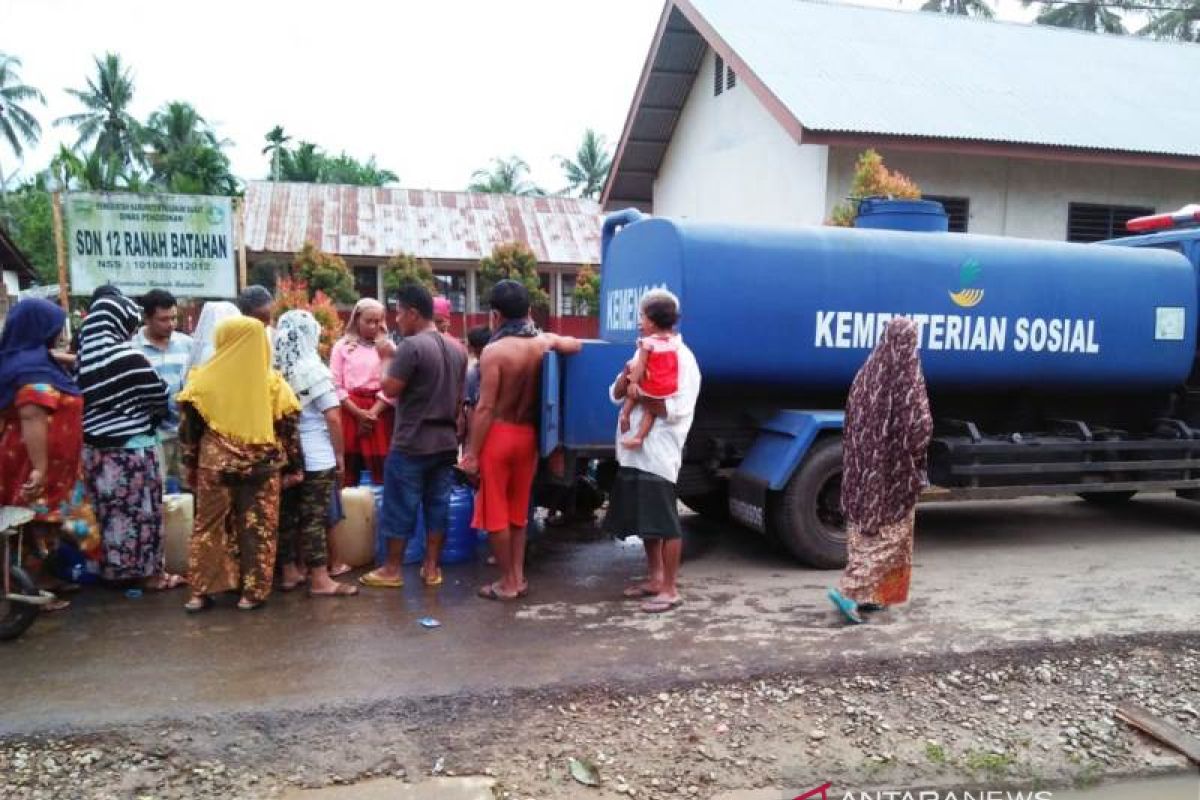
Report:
1078,491,1137,506
680,488,730,521
0,566,39,642
769,436,847,569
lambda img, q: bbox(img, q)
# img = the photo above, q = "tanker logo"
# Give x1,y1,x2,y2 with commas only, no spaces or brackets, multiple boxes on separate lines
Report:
948,259,984,308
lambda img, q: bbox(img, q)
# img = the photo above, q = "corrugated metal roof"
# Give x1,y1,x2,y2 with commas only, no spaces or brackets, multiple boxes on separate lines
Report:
243,182,602,265
690,0,1200,157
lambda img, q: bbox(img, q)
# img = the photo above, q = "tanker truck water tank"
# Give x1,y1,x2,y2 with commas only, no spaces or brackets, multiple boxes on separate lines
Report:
599,215,1196,392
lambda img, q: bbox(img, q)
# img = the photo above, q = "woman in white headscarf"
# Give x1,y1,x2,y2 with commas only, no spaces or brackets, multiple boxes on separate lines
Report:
273,310,357,597
188,301,241,371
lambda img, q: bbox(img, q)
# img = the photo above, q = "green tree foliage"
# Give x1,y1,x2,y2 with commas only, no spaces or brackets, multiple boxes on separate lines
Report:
270,136,398,185
1140,0,1200,40
289,242,358,304
468,156,543,196
0,182,56,283
0,53,45,194
382,251,437,298
920,0,994,17
478,242,548,311
144,101,237,195
1024,0,1130,33
263,125,291,181
557,130,612,199
827,149,922,227
572,265,601,317
55,53,144,175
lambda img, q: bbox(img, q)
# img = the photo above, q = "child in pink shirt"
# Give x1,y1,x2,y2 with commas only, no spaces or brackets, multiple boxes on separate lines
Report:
619,290,681,450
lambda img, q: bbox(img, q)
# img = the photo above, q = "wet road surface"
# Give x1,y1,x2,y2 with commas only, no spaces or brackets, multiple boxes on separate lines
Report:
3,495,1199,735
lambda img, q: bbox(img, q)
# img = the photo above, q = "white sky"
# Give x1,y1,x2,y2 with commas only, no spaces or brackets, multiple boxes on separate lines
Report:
1,0,1066,193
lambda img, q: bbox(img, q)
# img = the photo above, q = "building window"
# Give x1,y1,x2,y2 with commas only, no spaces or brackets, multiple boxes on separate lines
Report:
714,54,736,96
353,266,378,299
560,274,577,316
1067,203,1154,243
924,195,970,233
433,272,468,313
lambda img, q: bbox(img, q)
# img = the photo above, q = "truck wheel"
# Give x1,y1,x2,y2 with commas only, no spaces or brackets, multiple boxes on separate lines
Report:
1078,491,1137,506
0,566,39,642
769,437,847,569
680,488,730,521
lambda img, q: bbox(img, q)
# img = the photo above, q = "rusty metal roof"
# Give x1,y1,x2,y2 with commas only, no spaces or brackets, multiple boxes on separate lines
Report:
243,182,602,265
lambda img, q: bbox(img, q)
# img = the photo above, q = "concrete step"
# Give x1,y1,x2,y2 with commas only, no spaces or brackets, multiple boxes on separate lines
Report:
281,776,496,800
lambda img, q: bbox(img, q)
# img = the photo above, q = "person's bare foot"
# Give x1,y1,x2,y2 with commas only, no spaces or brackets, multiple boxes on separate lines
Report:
478,582,519,601
280,564,307,591
623,582,661,599
641,593,682,613
328,563,352,578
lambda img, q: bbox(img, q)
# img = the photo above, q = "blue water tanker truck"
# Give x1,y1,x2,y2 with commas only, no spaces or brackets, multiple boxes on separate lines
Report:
536,200,1200,567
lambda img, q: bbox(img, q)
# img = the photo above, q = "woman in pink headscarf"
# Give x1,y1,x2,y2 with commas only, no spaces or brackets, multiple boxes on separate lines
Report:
828,317,933,625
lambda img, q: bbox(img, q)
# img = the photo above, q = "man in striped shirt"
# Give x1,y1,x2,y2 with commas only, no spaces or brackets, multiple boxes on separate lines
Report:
135,289,194,488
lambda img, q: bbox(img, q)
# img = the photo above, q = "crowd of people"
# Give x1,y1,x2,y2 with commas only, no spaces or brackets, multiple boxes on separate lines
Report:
0,277,716,616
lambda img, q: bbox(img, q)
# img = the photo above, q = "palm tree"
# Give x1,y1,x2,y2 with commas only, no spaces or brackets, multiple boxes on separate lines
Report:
262,125,290,181
55,52,144,170
920,0,994,18
468,156,543,196
1025,0,1130,33
556,129,613,199
143,101,236,195
1140,0,1200,40
281,141,322,182
0,53,45,199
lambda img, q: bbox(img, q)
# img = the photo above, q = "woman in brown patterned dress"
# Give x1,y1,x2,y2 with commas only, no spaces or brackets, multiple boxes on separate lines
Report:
177,317,302,612
828,317,932,625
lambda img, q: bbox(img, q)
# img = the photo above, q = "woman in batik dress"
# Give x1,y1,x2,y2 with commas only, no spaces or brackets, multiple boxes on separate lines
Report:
828,316,933,625
178,317,302,612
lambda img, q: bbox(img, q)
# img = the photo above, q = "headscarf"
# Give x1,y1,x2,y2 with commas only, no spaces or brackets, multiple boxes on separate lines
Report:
840,317,933,532
178,317,300,445
341,298,385,347
273,310,335,404
76,294,168,446
189,300,241,369
0,298,79,410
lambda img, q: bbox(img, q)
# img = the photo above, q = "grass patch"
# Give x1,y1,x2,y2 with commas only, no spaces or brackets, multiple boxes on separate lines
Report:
964,750,1014,778
924,743,948,765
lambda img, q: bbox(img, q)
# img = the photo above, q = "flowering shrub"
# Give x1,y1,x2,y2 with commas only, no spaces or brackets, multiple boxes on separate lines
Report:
290,242,358,304
828,149,922,227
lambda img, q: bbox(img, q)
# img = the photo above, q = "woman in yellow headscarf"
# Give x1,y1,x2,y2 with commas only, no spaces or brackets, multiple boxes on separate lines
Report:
177,317,302,612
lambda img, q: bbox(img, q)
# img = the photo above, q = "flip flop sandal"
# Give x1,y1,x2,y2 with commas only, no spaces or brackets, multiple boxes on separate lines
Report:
477,583,518,601
146,574,187,592
640,598,683,614
237,598,266,611
358,570,404,589
622,585,657,599
279,578,308,593
328,564,352,578
184,596,213,614
419,567,444,587
44,598,71,613
308,583,359,598
827,588,864,625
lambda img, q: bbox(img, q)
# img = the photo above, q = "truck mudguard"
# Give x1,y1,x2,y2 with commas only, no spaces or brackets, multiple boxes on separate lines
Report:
729,410,844,532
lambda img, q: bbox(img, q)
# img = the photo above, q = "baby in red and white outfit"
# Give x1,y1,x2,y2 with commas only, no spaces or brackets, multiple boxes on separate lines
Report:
619,291,681,449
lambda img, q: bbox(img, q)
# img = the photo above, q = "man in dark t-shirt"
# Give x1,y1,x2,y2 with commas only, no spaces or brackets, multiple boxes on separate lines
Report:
359,284,467,589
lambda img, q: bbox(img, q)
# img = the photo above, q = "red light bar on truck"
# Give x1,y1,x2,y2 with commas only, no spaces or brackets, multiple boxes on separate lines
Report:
1126,205,1200,233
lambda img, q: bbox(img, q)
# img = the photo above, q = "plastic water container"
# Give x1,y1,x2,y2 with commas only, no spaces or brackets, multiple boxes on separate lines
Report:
439,483,478,565
330,486,376,568
162,493,194,575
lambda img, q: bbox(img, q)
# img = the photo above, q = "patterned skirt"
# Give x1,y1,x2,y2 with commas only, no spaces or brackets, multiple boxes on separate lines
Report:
83,446,164,581
838,508,916,606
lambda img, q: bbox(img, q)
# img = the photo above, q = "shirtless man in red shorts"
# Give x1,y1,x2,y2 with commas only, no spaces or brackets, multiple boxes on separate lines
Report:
460,280,581,600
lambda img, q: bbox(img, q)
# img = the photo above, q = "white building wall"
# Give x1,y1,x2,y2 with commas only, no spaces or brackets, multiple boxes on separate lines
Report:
826,148,1200,240
654,48,829,226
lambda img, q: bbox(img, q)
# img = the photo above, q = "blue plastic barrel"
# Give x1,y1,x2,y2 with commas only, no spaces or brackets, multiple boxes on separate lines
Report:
854,198,948,232
439,484,477,565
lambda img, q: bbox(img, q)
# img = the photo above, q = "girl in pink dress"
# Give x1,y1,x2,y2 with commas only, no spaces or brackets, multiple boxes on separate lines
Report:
619,290,681,450
330,299,394,486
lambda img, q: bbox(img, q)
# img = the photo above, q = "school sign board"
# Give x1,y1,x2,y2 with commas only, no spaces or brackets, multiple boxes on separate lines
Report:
66,192,236,297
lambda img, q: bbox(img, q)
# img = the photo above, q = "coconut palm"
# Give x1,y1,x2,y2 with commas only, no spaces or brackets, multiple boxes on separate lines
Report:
920,0,994,17
1025,0,1130,33
263,125,290,181
143,101,236,195
0,53,45,198
468,156,543,196
55,52,144,170
280,141,322,182
1140,0,1200,40
557,129,613,199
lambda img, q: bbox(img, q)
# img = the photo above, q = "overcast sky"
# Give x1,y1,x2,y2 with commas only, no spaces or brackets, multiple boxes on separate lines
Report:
2,0,1050,194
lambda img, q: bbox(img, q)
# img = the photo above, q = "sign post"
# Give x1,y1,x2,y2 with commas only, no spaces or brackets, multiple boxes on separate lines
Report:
50,191,69,311
64,191,237,298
